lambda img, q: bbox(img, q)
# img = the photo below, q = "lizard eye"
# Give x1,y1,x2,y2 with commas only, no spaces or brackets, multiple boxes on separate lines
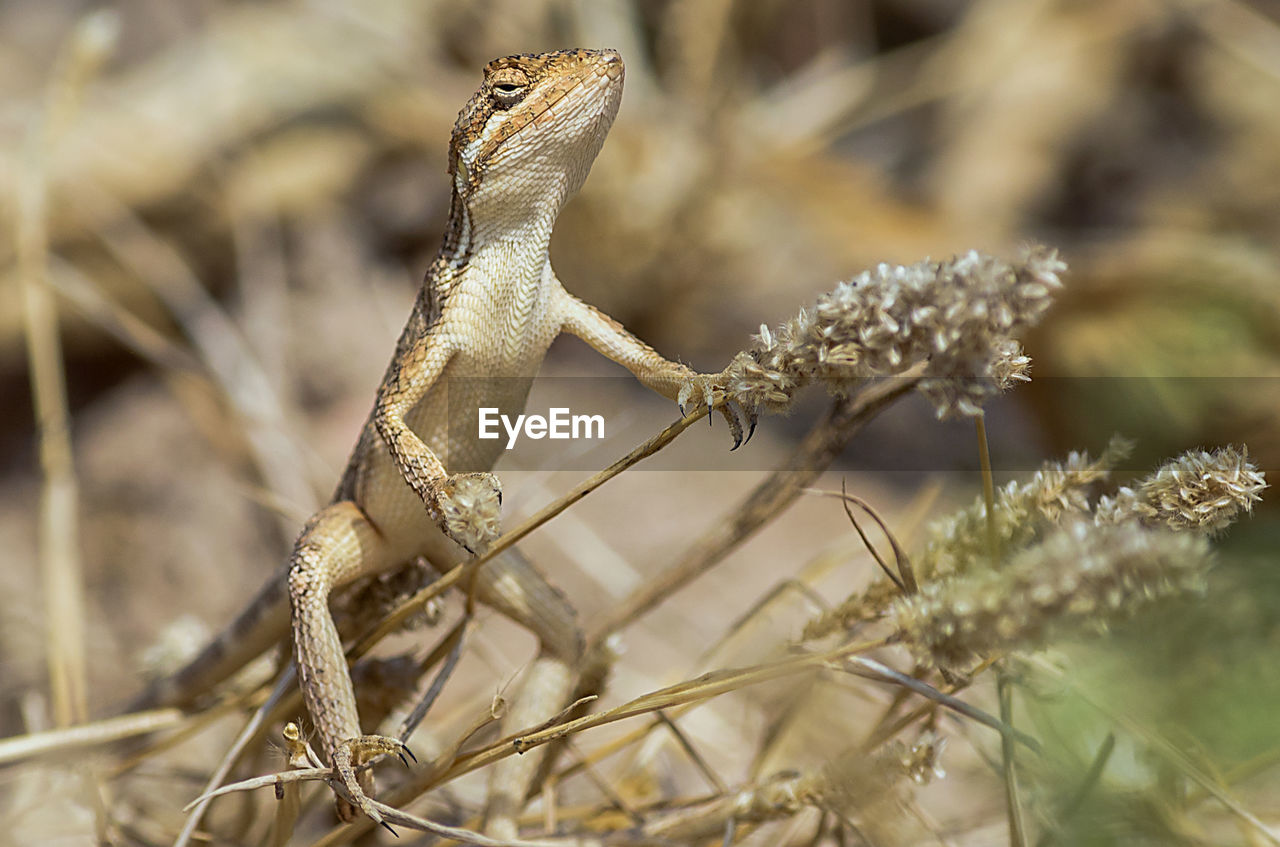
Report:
491,82,527,106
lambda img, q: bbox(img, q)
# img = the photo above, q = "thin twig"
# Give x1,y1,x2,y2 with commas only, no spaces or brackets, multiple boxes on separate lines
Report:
656,710,728,795
846,657,1040,754
589,373,922,644
566,738,646,827
174,670,296,847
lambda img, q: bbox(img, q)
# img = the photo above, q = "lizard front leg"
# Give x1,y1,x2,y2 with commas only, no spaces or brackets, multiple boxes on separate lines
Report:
554,287,756,445
373,325,504,553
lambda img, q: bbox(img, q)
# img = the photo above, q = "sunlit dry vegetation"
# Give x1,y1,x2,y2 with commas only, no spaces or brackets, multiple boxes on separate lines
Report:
2,1,1279,844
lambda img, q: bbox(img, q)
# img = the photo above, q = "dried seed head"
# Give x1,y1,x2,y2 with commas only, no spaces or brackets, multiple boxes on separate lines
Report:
802,439,1129,641
1096,445,1266,536
890,522,1213,668
726,247,1065,417
918,436,1132,583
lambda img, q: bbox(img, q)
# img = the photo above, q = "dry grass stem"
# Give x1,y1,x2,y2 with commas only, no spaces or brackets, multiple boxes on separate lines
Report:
4,6,1277,844
17,9,118,734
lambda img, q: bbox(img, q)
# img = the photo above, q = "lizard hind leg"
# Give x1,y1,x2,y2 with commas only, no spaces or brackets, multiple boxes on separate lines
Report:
469,548,586,839
484,652,577,839
287,500,402,822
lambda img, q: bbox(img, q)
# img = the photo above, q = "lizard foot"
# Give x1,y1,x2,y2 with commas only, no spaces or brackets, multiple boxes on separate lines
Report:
331,734,417,831
677,373,758,451
431,472,503,554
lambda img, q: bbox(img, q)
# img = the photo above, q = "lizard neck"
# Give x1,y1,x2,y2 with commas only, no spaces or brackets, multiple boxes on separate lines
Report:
425,186,563,377
433,183,562,308
443,181,559,261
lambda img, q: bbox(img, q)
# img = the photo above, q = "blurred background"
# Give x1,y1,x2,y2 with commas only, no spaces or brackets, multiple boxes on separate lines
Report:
3,0,1280,843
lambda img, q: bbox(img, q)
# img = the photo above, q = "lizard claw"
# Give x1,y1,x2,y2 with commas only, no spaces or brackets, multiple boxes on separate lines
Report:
677,374,718,418
331,734,414,828
724,402,743,449
722,401,759,451
732,402,758,449
397,745,419,767
678,373,757,451
676,382,694,419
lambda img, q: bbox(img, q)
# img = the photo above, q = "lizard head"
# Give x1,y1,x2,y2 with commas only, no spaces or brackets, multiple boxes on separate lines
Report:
448,49,624,227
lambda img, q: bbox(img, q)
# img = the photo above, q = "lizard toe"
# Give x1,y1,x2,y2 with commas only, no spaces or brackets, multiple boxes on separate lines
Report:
331,734,414,828
721,403,744,450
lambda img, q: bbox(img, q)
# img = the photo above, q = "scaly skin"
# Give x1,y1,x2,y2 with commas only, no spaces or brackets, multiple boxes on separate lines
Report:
139,49,747,836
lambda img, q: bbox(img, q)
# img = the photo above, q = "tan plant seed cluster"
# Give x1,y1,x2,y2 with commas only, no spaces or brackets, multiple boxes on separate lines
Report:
890,521,1214,668
1095,445,1267,535
725,247,1064,418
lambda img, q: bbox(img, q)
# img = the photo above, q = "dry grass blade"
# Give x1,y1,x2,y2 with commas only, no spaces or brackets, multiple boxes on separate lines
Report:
564,738,646,828
312,640,884,847
16,8,118,734
394,616,469,741
807,483,916,594
454,641,888,777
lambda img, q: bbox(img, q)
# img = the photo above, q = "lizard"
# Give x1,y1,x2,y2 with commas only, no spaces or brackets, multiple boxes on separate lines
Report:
136,48,749,835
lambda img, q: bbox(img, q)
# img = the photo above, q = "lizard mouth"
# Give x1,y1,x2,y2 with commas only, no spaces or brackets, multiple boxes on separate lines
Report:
597,48,624,80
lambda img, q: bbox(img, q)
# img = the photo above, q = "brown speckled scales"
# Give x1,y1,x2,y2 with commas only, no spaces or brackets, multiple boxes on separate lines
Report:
137,49,747,836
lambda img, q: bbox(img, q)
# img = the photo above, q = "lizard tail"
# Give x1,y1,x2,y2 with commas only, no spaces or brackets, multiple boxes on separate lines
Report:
130,575,291,710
